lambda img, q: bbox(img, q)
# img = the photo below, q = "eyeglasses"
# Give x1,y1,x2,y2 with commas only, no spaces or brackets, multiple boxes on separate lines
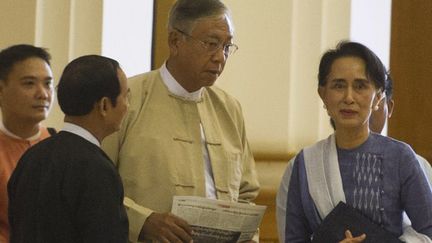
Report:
175,28,238,56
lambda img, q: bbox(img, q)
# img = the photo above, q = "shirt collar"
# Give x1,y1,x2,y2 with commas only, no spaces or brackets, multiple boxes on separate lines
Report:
160,62,203,101
62,122,100,147
0,121,42,141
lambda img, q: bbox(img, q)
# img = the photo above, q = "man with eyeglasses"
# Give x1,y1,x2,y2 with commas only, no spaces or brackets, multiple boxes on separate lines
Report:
102,0,260,242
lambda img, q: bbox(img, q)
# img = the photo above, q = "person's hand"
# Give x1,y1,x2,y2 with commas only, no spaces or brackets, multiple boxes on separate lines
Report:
138,212,193,243
339,230,366,243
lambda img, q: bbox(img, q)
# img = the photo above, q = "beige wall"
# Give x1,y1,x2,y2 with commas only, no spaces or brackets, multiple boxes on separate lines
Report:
219,0,350,158
1,0,351,157
0,0,103,128
37,0,103,128
0,0,37,46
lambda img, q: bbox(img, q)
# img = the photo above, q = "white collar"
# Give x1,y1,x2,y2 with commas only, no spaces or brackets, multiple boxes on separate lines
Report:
61,122,100,147
0,121,42,141
160,62,203,101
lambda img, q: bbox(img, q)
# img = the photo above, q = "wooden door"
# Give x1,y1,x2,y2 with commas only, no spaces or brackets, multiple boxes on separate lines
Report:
152,0,176,69
389,0,432,162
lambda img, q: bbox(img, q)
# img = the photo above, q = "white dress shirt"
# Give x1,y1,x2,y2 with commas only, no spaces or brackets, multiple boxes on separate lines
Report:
62,122,100,147
160,63,217,199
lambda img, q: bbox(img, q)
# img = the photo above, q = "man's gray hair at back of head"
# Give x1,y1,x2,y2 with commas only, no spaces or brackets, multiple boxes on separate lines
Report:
168,0,230,33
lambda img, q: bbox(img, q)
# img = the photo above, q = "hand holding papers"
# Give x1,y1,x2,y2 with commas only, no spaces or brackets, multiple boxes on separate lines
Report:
171,196,266,243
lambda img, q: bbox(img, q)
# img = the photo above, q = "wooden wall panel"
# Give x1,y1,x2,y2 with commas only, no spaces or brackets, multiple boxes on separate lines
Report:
254,188,279,243
389,0,432,162
152,0,176,69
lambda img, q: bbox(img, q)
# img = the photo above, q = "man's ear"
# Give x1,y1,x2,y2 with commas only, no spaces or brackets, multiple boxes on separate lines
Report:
318,87,325,103
387,98,395,118
97,97,110,117
168,30,182,56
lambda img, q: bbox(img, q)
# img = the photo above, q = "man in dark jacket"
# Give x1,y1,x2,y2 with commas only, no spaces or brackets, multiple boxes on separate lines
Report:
8,55,130,243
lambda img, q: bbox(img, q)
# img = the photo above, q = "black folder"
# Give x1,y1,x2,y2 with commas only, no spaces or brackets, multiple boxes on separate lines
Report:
311,202,403,243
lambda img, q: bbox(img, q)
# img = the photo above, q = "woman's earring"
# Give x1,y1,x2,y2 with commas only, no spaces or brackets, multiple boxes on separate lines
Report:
373,104,379,111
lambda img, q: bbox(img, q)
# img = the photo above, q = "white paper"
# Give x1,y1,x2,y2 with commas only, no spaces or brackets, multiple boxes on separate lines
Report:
171,196,266,242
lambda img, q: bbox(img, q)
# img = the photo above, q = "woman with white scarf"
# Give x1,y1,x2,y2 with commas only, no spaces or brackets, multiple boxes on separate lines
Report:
283,41,432,243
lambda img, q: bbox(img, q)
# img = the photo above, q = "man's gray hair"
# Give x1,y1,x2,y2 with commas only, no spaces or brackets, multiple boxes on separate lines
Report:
168,0,230,33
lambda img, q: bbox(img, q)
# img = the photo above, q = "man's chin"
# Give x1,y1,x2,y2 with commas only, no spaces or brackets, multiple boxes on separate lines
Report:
202,78,217,87
202,72,219,82
29,114,49,124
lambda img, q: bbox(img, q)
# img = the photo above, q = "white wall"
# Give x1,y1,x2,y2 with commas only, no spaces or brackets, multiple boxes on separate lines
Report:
102,0,154,77
350,0,392,69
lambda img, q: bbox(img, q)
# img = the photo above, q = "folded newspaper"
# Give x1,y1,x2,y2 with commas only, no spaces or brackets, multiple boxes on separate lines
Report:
171,196,266,243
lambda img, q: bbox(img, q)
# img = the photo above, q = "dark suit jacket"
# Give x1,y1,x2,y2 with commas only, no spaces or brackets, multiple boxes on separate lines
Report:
8,131,128,243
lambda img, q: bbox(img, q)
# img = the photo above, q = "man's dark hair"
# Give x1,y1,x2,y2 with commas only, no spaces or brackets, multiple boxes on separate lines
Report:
318,41,390,92
57,55,121,116
0,44,51,81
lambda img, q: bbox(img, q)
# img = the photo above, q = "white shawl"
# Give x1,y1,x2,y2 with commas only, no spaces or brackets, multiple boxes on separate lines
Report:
303,134,431,242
